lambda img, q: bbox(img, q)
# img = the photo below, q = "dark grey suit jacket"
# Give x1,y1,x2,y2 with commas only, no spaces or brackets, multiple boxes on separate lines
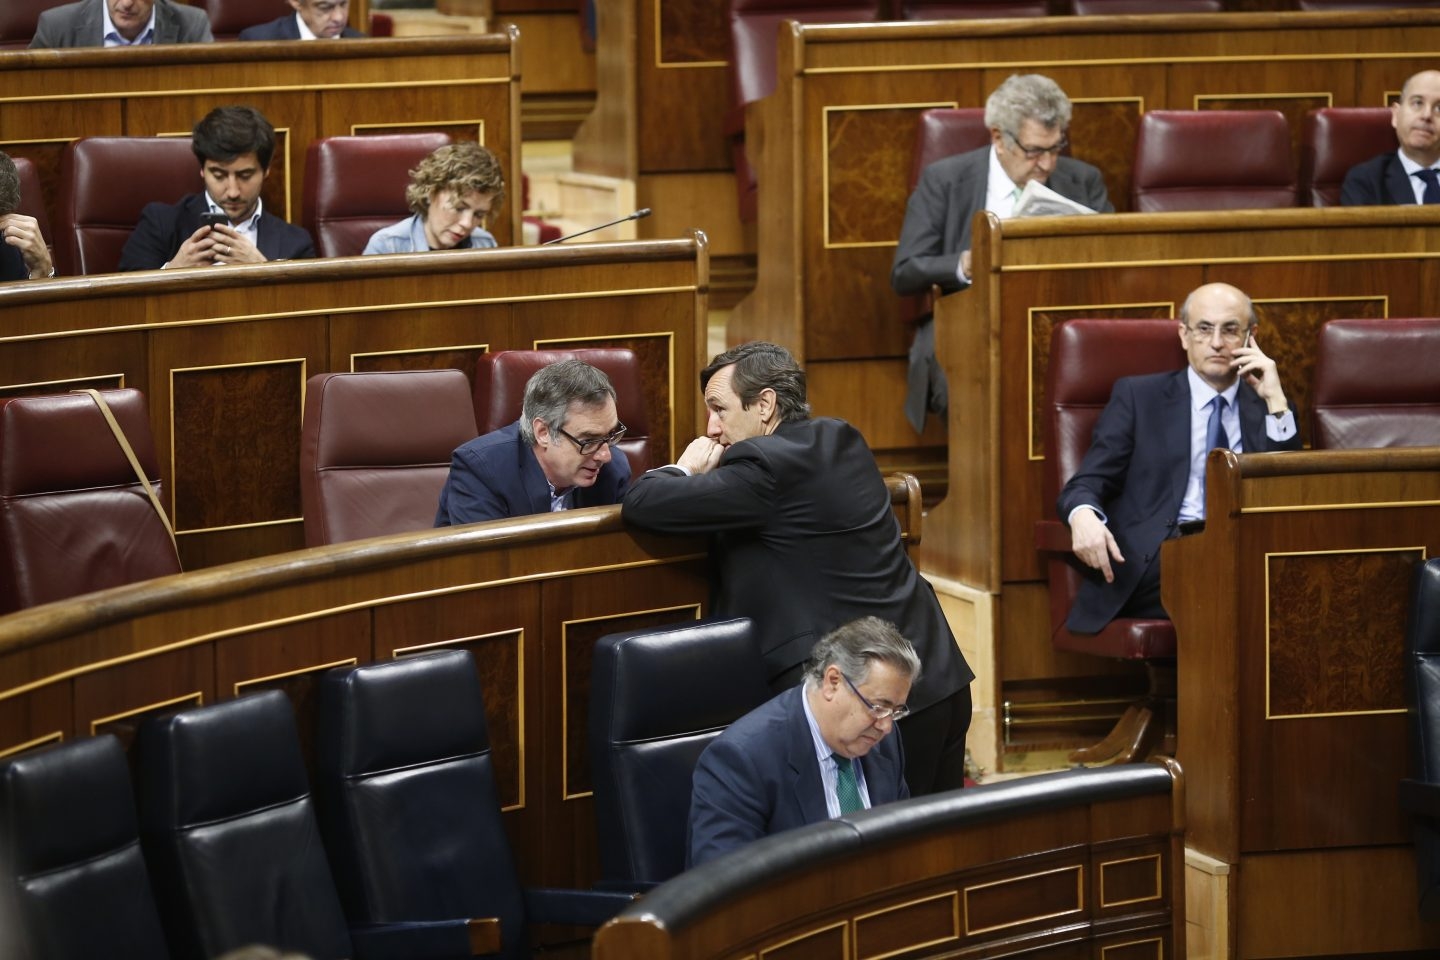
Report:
890,146,1113,431
117,193,316,272
1340,151,1424,206
237,14,364,40
31,0,214,47
686,686,908,868
1056,369,1302,633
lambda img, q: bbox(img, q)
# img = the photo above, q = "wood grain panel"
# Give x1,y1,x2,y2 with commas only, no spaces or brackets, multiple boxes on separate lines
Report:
74,646,214,754
0,683,71,759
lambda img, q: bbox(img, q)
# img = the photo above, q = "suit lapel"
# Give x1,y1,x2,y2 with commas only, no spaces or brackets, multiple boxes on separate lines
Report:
79,1,104,43
1160,370,1193,509
1386,156,1418,205
518,435,552,515
786,690,830,826
255,213,281,261
859,742,900,805
154,2,179,43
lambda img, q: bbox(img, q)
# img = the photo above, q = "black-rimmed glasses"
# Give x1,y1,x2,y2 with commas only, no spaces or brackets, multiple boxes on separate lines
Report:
555,421,627,456
840,672,910,722
1005,130,1068,160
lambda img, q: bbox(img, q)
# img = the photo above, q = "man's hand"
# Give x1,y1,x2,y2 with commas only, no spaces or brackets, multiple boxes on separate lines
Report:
1069,507,1124,583
1230,330,1289,415
210,224,264,265
167,224,222,269
959,249,972,283
676,437,725,475
0,213,53,279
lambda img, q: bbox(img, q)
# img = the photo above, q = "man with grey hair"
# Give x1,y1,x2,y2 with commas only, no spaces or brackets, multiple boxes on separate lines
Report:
0,153,53,282
891,73,1113,433
687,617,920,868
435,358,630,525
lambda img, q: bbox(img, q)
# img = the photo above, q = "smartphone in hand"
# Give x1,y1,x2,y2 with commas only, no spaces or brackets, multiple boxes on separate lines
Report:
199,212,228,229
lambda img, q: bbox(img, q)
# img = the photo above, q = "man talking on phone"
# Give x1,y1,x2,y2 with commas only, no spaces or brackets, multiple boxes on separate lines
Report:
1056,282,1302,633
119,106,316,271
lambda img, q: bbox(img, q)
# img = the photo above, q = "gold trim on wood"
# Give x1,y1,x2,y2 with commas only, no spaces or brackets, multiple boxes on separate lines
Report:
1243,499,1440,514
0,77,509,106
1194,91,1334,109
0,731,64,759
759,920,848,959
653,0,726,68
1002,252,1440,272
1098,853,1164,908
0,373,126,394
962,864,1084,936
233,657,358,696
560,603,702,800
90,691,204,735
351,120,487,146
799,50,1439,76
1101,937,1164,959
853,891,960,960
349,343,491,369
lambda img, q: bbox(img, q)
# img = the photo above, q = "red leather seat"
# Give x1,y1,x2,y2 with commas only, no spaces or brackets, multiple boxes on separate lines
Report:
0,0,59,48
1311,318,1440,449
474,349,653,474
56,137,201,276
299,369,478,546
726,0,881,221
0,389,180,614
1299,107,1395,207
1132,110,1296,211
1070,0,1220,11
301,133,454,258
189,0,293,40
1035,319,1185,763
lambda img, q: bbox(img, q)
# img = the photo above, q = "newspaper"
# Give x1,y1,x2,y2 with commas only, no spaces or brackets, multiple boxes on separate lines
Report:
1011,179,1100,218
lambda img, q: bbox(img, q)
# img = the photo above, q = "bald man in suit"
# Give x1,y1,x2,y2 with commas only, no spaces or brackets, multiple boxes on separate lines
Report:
1342,70,1440,206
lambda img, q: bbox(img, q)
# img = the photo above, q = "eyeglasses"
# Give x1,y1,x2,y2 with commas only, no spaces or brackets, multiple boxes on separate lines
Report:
840,672,910,722
1184,322,1252,345
1006,130,1068,161
555,422,627,456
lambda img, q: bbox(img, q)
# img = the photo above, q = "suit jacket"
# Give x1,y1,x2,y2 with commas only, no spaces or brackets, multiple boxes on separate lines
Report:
117,193,317,272
237,15,365,40
434,420,631,526
1340,151,1422,206
1056,370,1303,633
30,0,213,47
890,146,1113,432
0,243,26,282
622,417,974,713
686,686,908,868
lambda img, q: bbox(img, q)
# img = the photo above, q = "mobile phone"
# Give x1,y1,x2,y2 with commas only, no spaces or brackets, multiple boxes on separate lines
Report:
199,212,228,229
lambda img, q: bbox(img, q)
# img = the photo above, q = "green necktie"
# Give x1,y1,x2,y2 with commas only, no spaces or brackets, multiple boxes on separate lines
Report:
833,753,863,815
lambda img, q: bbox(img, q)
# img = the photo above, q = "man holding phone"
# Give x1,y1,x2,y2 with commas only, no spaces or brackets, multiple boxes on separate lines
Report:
1056,282,1302,633
118,106,316,271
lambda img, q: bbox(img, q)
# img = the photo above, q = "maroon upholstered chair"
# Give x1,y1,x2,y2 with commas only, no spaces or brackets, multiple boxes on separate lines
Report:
189,0,293,40
12,156,52,259
0,0,60,47
0,389,180,615
368,12,394,35
1131,110,1296,212
897,0,1048,16
302,133,453,258
474,349,653,474
726,0,882,221
1070,0,1220,11
1034,319,1186,764
1299,107,1396,207
299,369,478,547
1311,318,1440,449
56,137,201,276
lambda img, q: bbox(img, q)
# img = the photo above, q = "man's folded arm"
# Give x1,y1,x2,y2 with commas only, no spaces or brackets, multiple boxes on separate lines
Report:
622,453,777,534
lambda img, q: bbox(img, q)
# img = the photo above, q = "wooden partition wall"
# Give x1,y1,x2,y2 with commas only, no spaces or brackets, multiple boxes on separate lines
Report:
0,34,522,246
915,206,1440,772
1164,448,1440,958
730,10,1440,480
0,237,709,568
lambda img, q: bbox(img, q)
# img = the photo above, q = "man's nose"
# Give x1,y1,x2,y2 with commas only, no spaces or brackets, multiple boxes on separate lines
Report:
706,411,723,438
592,443,612,463
1037,150,1058,171
874,714,895,735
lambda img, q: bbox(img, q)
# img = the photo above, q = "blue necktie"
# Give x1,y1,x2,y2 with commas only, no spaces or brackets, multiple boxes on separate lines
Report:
832,754,863,815
1416,168,1440,205
1206,395,1229,453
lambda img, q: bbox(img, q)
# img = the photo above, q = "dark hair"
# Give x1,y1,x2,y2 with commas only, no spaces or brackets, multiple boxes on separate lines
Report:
519,359,617,446
803,617,921,689
192,106,276,170
0,152,19,216
699,341,810,422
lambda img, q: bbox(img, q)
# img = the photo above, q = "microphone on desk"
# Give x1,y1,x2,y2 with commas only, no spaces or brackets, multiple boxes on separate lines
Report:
542,208,652,245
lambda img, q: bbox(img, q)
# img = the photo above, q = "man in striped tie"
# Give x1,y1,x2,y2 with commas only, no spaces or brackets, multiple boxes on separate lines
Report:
686,617,919,869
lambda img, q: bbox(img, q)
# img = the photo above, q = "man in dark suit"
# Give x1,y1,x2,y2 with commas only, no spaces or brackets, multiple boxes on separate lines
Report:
622,341,974,796
119,106,316,271
1057,282,1302,633
1342,70,1440,206
892,73,1113,434
239,0,364,40
436,359,630,525
687,617,916,868
30,0,212,48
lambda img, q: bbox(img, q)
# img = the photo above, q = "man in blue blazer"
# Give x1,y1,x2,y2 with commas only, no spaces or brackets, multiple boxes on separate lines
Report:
239,0,365,40
687,617,917,868
30,0,213,48
1342,70,1440,206
436,359,630,525
1057,283,1303,634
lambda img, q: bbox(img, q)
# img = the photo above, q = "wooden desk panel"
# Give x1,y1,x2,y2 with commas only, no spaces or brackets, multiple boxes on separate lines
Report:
0,35,521,247
0,238,709,567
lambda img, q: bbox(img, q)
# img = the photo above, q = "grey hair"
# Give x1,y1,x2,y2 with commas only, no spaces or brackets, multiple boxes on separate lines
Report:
0,152,20,216
700,340,811,423
803,617,921,690
983,74,1073,136
519,359,617,446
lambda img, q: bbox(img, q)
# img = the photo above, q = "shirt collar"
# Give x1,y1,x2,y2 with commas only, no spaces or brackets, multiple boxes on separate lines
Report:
294,10,319,40
102,4,157,46
1186,365,1240,411
205,194,264,232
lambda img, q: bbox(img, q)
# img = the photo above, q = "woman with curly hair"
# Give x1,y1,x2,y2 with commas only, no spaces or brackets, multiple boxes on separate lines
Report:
363,140,505,253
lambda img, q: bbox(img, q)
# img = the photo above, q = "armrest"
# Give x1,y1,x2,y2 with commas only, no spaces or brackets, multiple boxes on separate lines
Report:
1399,778,1440,818
351,917,500,959
1035,518,1073,553
523,887,637,927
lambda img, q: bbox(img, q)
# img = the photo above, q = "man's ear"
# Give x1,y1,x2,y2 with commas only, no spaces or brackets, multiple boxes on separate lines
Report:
756,387,778,423
532,418,551,446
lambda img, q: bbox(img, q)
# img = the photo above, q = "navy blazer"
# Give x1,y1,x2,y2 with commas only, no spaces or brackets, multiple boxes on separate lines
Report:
0,243,26,282
1340,151,1424,206
117,193,317,272
434,420,631,526
686,686,908,869
30,0,213,47
237,15,365,40
1056,369,1303,633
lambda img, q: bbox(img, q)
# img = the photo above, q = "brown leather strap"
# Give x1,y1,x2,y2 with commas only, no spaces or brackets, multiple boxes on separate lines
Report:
72,389,180,563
